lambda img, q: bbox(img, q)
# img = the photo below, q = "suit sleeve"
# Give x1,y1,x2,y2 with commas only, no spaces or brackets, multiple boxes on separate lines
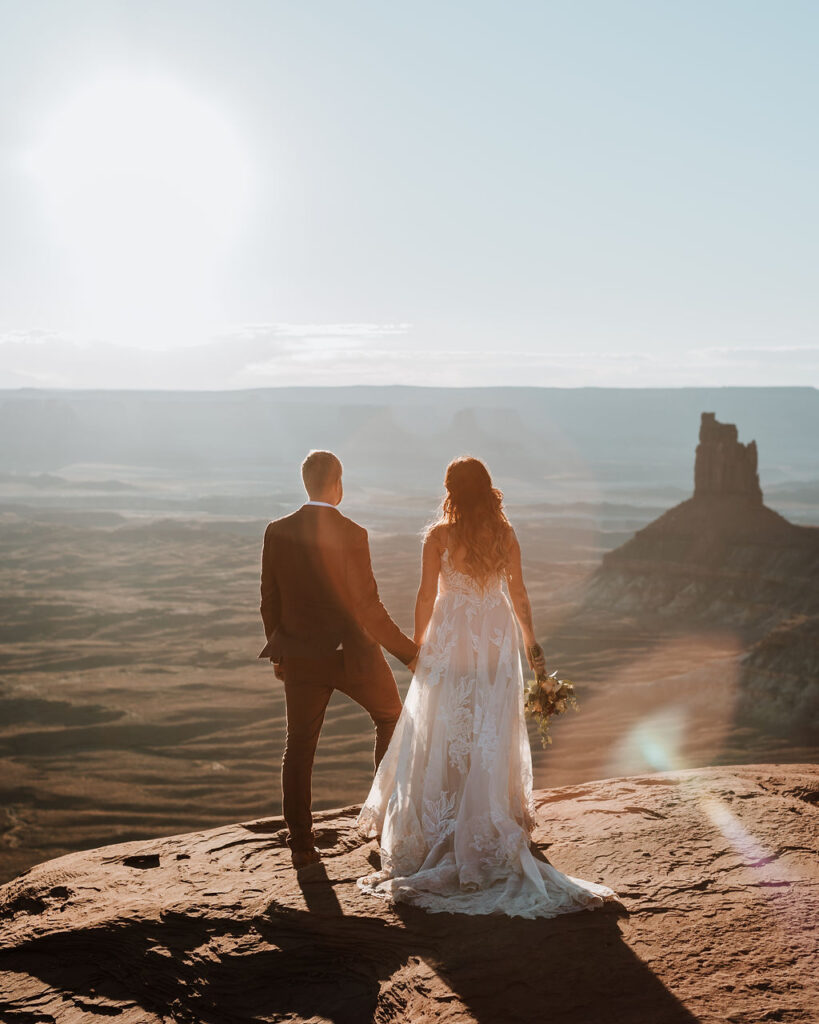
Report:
348,526,418,665
260,523,282,642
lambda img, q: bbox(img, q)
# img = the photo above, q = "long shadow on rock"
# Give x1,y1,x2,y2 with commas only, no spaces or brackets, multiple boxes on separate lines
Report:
1,910,399,1024
393,902,699,1024
2,889,698,1024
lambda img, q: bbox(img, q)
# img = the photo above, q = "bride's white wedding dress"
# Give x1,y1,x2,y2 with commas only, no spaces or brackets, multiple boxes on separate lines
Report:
357,549,620,918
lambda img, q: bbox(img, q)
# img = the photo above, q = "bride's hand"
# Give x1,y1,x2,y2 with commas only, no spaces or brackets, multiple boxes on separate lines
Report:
525,642,546,676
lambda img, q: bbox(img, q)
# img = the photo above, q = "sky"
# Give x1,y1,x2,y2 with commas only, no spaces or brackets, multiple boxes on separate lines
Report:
0,0,817,389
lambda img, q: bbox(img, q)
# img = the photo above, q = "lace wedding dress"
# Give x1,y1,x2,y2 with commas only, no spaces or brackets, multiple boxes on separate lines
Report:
357,549,621,919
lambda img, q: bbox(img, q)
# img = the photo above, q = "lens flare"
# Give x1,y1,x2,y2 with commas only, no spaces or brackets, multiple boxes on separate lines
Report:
607,704,690,777
699,796,769,864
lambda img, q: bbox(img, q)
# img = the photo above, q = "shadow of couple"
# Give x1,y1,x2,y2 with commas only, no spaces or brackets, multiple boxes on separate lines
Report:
6,856,699,1024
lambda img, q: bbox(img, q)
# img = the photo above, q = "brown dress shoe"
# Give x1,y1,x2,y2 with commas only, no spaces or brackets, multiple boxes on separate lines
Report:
291,847,321,870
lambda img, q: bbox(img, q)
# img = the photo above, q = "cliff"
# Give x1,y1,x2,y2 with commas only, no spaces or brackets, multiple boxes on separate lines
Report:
583,414,819,736
693,412,763,505
1,764,817,1024
591,413,819,624
590,498,818,626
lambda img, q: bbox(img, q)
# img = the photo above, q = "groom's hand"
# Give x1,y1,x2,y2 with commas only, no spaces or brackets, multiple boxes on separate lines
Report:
407,642,420,674
272,660,285,681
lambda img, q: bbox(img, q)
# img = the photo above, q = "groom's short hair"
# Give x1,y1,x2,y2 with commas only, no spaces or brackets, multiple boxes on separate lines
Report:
301,450,342,497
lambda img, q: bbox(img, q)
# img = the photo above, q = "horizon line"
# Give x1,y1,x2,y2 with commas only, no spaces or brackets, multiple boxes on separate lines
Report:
2,383,818,396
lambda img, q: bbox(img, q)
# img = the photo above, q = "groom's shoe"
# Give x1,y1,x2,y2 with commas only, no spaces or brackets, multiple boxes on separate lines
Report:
291,846,321,870
529,841,553,866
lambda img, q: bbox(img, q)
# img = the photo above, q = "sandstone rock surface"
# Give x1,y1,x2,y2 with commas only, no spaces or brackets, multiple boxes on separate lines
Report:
1,764,816,1024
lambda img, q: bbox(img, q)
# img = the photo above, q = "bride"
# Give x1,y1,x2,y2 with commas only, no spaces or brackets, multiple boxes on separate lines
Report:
357,456,620,918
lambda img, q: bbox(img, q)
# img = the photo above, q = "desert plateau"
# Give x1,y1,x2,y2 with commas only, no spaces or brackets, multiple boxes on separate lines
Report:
1,387,817,890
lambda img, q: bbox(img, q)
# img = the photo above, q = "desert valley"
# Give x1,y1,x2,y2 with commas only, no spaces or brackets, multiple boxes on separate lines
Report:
1,385,817,885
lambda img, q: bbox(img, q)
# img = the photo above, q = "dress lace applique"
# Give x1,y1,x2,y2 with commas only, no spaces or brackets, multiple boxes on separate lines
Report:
422,791,457,845
446,675,474,774
469,812,497,854
417,607,457,688
385,831,426,876
475,699,500,771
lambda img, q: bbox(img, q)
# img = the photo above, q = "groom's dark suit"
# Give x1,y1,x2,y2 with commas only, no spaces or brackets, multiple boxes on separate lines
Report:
259,502,417,850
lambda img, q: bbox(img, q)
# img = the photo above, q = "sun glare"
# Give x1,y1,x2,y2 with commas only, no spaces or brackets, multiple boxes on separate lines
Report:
26,72,254,345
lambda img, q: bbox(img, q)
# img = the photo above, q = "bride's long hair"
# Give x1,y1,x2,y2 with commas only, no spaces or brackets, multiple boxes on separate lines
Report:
427,456,511,585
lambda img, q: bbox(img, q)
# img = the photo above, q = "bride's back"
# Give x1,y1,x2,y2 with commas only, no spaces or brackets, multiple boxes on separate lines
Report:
434,521,511,592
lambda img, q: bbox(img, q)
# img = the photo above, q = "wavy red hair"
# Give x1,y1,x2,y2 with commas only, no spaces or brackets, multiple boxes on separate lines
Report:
427,456,511,585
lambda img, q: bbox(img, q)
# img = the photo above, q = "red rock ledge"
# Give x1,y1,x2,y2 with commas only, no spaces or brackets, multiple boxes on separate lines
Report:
1,764,817,1024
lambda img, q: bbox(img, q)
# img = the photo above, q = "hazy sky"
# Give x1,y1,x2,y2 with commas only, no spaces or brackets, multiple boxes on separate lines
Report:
1,0,817,388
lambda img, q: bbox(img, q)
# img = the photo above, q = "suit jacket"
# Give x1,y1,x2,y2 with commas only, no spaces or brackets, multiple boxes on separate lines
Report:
258,503,417,671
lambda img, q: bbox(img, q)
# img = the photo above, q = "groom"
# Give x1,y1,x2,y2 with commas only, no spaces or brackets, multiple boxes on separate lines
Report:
259,450,418,868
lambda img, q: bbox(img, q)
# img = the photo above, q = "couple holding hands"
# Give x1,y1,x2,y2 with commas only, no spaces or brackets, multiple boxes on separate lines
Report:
260,450,619,919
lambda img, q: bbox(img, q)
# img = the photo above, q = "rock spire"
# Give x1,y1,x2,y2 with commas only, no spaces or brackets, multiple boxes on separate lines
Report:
693,412,763,504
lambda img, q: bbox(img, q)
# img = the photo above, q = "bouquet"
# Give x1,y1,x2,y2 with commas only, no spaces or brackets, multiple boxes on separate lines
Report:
524,668,579,748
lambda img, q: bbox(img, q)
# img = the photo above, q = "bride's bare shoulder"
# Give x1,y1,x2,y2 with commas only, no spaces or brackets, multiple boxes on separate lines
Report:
502,521,520,558
425,522,448,548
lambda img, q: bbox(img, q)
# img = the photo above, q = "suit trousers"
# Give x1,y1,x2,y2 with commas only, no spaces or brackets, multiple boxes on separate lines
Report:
281,650,403,850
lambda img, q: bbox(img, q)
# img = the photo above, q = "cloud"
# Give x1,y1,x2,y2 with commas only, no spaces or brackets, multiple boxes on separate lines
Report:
0,327,817,390
0,324,413,390
225,323,412,340
692,346,819,368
